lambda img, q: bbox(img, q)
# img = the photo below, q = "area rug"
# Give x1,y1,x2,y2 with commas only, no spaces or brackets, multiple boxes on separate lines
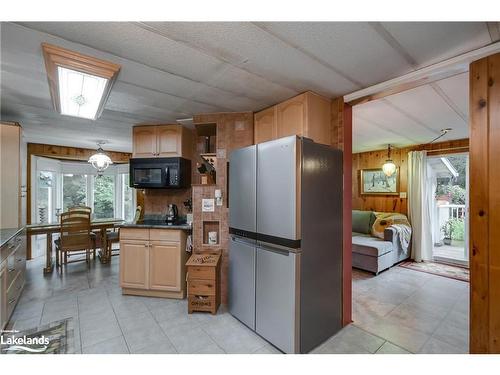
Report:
0,318,75,354
399,261,469,282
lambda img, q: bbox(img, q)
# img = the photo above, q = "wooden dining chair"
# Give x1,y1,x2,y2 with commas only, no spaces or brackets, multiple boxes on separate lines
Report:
55,211,92,271
105,206,142,259
67,206,97,259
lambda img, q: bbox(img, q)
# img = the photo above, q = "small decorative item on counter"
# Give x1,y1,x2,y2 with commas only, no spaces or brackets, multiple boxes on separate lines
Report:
208,231,217,245
185,253,221,314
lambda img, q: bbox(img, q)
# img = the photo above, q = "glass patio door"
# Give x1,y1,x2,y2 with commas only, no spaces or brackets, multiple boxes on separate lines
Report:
428,153,469,267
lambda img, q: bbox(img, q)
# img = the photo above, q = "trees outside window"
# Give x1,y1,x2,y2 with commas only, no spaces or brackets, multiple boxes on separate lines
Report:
63,174,87,211
93,175,115,219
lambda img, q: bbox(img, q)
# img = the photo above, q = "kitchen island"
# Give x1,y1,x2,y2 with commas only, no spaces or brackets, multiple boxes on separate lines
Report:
117,221,191,299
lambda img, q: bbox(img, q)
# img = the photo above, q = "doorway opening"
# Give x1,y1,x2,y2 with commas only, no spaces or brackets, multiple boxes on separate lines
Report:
428,153,469,267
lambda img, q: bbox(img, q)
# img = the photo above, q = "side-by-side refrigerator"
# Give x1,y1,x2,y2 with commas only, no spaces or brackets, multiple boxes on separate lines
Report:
228,135,343,354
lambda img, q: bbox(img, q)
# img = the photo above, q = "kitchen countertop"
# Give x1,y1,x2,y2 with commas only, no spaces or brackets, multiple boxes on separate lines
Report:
118,220,192,230
0,227,25,248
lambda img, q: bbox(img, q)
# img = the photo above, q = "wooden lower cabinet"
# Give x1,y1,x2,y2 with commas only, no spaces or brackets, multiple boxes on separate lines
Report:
119,228,188,299
119,240,149,290
149,241,181,291
1,230,26,330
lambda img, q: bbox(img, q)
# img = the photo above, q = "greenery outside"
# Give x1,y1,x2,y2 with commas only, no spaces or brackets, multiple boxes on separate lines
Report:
93,175,115,219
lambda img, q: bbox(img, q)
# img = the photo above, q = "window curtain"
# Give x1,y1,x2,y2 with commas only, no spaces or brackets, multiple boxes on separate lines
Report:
407,151,433,262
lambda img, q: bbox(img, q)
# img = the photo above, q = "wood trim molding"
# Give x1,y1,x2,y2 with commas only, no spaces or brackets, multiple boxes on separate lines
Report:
344,41,500,106
41,43,121,120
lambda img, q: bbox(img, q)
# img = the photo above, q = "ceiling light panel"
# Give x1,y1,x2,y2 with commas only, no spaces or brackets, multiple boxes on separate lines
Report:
58,67,108,119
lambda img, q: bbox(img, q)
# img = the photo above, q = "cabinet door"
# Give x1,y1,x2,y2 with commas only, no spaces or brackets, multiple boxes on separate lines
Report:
149,241,181,291
254,107,277,144
276,94,306,139
157,125,181,157
133,126,157,158
120,240,149,289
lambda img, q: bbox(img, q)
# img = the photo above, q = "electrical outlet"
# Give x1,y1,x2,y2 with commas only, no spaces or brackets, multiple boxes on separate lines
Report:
399,192,407,199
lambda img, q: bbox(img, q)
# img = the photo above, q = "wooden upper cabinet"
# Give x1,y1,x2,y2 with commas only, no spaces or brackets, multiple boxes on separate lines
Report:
133,126,157,157
157,125,181,157
132,124,192,159
149,241,181,291
254,92,331,146
276,94,307,139
254,106,277,144
119,240,149,289
303,92,331,146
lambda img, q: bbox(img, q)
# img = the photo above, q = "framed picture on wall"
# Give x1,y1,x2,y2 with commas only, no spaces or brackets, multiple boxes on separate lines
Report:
360,168,399,195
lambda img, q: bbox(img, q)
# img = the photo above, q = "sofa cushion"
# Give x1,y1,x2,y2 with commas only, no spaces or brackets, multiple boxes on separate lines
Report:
352,210,376,234
352,235,393,257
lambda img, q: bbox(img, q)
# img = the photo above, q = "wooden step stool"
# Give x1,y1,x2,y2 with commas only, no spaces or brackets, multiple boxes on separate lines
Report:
186,253,221,314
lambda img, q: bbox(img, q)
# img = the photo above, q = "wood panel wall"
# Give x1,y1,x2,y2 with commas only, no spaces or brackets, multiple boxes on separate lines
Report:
469,52,500,353
192,112,254,304
331,98,352,327
351,138,469,216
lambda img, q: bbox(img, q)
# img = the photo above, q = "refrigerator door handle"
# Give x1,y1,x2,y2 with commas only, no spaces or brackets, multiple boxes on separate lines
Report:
231,236,256,246
257,241,294,256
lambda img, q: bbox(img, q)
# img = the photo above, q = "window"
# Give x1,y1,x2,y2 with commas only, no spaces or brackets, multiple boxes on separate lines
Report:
63,174,88,211
37,171,57,223
122,174,134,222
92,175,115,219
32,157,135,222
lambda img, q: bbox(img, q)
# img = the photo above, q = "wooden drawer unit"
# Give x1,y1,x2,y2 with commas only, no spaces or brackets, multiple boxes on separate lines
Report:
120,228,149,240
188,265,216,280
6,271,24,318
1,229,26,329
150,229,181,242
188,279,216,296
188,295,217,313
186,253,221,314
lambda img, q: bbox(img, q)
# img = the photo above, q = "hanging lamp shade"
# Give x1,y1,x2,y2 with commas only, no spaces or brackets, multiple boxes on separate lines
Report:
88,143,112,174
382,144,397,177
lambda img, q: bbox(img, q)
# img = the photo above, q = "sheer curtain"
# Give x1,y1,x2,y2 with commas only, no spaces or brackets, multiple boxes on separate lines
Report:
407,151,433,262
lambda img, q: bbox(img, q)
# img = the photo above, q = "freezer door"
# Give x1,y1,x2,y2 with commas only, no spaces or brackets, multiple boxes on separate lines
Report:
229,145,257,234
255,244,299,354
228,236,256,330
257,136,299,241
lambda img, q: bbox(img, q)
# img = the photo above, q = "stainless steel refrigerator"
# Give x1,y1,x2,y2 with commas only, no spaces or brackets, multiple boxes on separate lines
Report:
228,135,343,354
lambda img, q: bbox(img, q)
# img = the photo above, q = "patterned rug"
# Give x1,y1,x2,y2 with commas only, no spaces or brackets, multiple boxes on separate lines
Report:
0,318,75,354
399,261,469,282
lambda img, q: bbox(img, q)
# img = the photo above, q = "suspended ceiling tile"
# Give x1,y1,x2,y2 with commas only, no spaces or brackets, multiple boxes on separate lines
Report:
380,22,491,67
257,22,414,87
140,21,358,97
384,84,467,133
16,22,224,83
434,72,469,118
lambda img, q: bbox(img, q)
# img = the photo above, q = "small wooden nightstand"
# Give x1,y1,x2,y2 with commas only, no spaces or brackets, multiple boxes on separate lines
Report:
185,253,221,314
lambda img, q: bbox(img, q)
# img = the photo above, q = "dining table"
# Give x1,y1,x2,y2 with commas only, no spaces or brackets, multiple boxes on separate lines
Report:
26,218,125,274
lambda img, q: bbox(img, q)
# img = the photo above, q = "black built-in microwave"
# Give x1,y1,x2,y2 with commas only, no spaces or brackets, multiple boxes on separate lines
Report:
129,157,191,189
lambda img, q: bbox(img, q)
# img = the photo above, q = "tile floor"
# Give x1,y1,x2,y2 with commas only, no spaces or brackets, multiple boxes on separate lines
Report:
7,255,469,354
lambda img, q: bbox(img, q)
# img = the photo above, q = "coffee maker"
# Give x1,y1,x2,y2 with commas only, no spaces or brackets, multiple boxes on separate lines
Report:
166,204,178,224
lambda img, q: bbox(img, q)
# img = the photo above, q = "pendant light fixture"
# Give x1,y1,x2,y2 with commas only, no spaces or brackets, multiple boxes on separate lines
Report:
88,142,113,175
382,144,397,177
